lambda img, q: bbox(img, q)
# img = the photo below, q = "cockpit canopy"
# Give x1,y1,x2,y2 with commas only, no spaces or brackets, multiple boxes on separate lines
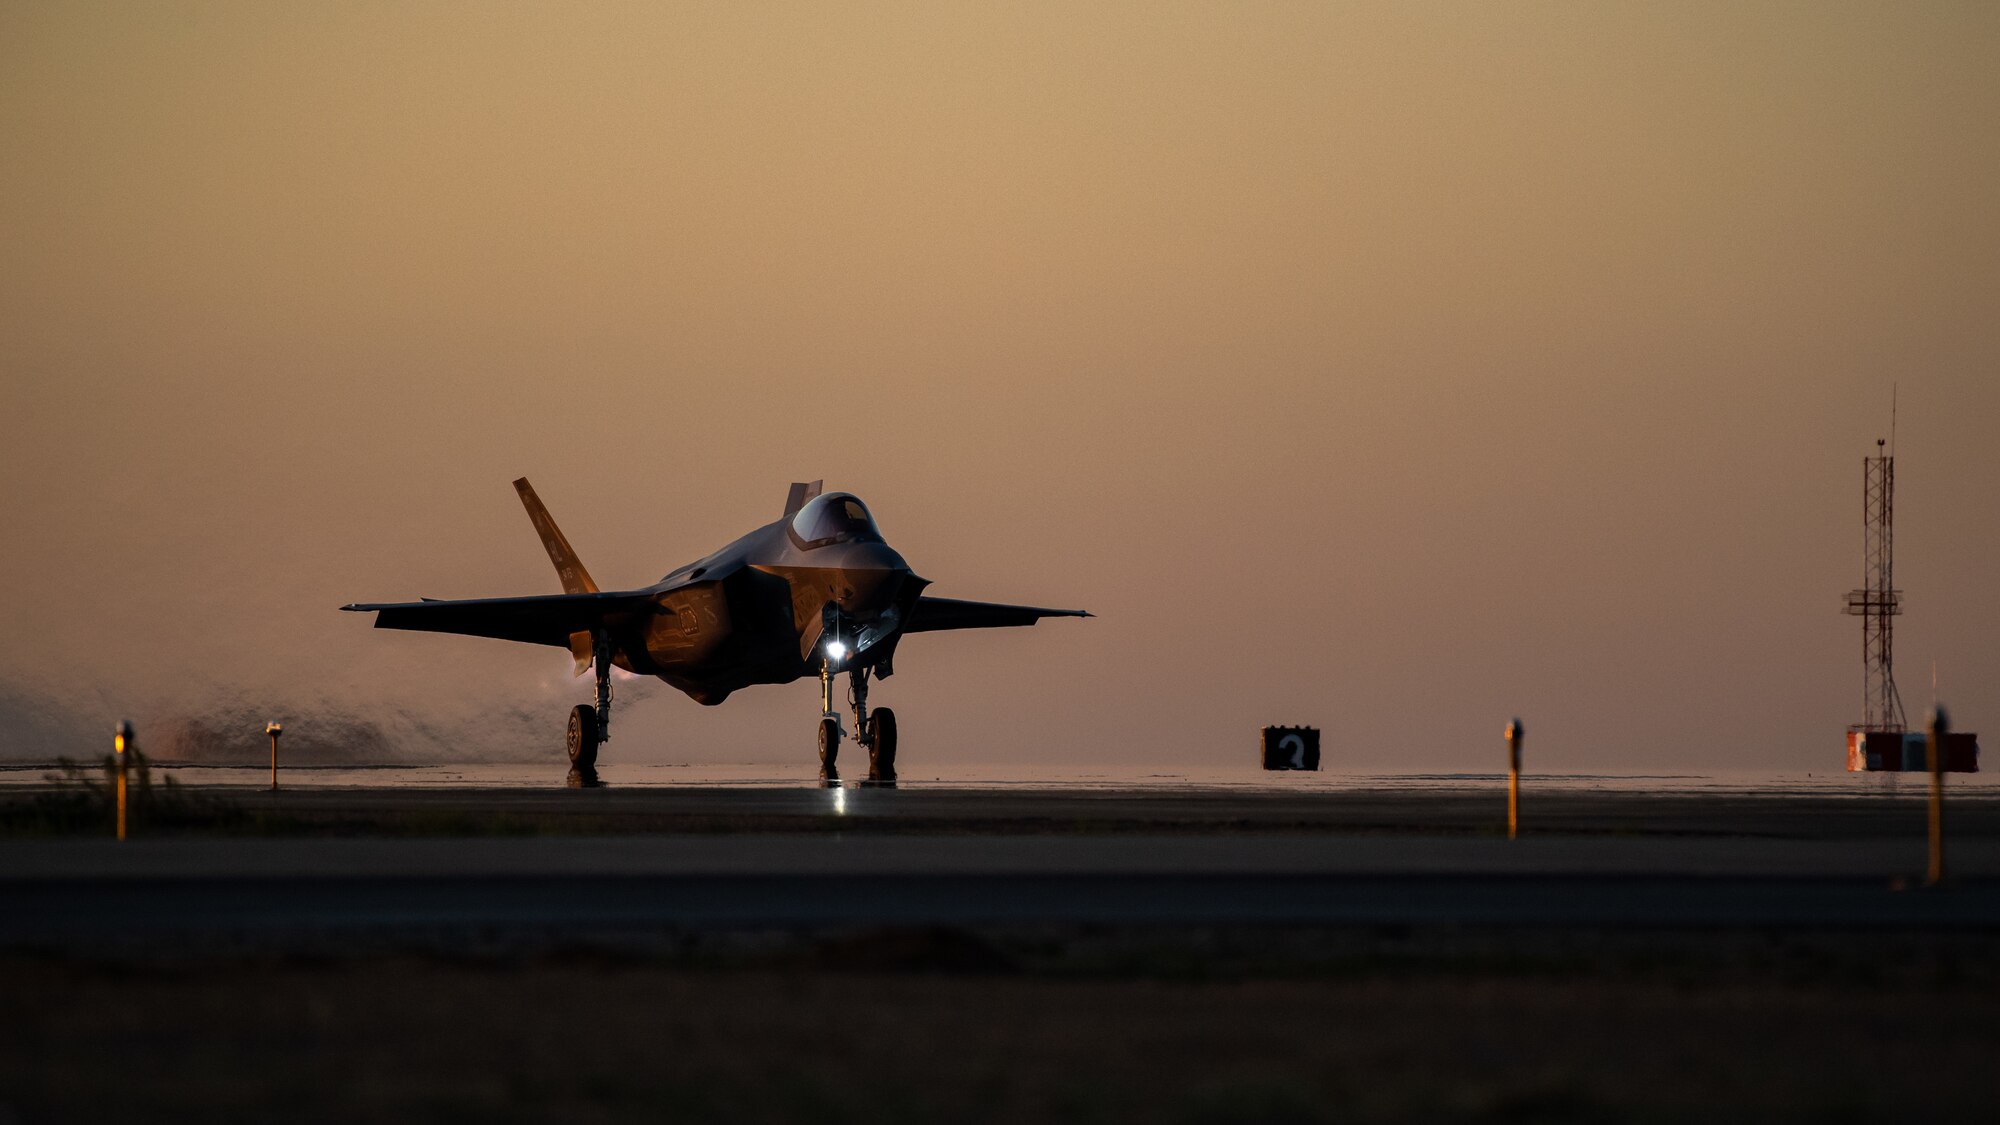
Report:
789,492,882,548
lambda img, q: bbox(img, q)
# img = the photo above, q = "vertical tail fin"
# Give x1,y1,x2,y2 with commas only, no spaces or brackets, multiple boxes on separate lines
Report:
513,478,599,595
784,480,824,518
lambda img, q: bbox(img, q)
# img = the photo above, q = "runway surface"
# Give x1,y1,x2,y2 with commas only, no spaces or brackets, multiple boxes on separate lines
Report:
9,831,1998,879
10,780,2000,1125
7,780,1999,944
30,773,1995,834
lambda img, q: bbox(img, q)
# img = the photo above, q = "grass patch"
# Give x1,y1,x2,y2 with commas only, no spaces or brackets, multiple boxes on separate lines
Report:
0,751,247,836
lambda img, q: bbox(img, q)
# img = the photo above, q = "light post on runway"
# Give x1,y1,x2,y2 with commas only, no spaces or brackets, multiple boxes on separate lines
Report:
1505,719,1523,840
267,721,283,792
114,720,133,840
1927,705,1948,887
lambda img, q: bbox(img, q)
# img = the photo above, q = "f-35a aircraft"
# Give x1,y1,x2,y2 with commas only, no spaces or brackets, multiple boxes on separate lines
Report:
343,480,1088,782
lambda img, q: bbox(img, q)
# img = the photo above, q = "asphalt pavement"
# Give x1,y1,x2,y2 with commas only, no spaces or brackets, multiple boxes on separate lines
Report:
6,828,1998,944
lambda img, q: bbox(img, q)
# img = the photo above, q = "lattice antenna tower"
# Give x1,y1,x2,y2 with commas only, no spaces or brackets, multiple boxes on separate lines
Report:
1844,438,1906,732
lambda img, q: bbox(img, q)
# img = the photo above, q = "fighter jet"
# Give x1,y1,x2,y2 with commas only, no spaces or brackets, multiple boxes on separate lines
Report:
342,479,1089,782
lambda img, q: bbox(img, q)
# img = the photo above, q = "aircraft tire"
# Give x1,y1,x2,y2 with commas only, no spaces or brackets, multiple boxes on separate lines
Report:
868,708,898,782
567,704,599,771
818,716,841,776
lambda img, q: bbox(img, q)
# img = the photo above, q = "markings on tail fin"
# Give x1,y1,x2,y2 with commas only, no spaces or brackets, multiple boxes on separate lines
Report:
513,478,600,595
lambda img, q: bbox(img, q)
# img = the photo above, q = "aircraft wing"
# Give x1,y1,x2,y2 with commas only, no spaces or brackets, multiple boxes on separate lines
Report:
903,596,1091,634
341,591,657,649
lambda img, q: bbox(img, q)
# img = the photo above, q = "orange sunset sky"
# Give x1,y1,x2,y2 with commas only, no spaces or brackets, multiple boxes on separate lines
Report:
3,2,1996,771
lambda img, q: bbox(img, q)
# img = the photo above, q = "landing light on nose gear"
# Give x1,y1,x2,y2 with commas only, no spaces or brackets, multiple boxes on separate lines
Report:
817,639,897,789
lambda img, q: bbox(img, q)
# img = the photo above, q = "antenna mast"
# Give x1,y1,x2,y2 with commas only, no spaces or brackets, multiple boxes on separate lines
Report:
1844,438,1906,732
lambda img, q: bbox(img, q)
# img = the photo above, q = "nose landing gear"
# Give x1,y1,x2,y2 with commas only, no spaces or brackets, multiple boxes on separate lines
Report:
817,660,898,787
865,706,898,787
817,659,842,785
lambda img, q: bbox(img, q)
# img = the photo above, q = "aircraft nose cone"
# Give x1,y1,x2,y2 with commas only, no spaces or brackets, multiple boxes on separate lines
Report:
850,540,907,573
830,541,909,617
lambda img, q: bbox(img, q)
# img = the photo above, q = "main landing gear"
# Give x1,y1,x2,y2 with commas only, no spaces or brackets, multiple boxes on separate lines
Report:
566,631,612,788
818,659,896,787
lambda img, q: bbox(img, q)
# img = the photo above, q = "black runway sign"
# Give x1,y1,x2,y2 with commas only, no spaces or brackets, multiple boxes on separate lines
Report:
1261,726,1320,771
